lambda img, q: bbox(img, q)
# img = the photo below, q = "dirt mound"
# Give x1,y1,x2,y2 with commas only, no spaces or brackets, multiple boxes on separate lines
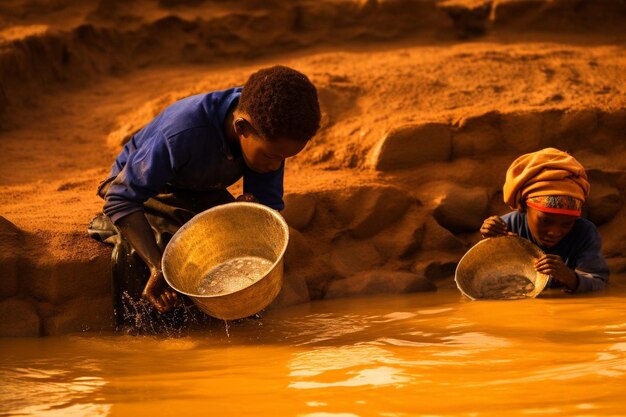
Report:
0,0,450,115
2,0,625,117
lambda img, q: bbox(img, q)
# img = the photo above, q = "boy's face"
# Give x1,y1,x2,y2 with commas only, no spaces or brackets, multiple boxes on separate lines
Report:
240,133,306,174
526,206,577,248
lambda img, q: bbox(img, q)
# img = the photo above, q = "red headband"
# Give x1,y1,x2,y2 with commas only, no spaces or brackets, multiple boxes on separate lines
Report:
526,196,582,217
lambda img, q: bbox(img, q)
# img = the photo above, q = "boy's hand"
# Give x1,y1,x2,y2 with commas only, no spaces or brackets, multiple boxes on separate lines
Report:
236,193,258,203
142,270,179,313
534,254,579,291
480,216,517,238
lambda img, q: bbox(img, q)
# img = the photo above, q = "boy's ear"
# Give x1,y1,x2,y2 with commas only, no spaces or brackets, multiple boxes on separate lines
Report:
234,118,253,138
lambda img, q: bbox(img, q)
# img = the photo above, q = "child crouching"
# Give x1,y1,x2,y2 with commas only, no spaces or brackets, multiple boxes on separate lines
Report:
480,147,609,293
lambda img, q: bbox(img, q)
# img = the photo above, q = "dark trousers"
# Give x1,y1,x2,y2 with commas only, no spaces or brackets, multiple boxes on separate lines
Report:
95,179,235,333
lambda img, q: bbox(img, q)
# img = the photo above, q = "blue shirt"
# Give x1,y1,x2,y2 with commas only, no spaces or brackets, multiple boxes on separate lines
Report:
103,88,285,224
502,211,609,293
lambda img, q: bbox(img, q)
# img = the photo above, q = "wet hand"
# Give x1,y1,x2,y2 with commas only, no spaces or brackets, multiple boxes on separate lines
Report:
534,254,579,290
480,215,517,238
142,269,179,313
236,193,258,203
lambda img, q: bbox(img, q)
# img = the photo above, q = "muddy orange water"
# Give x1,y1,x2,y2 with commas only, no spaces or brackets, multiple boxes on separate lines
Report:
2,283,626,417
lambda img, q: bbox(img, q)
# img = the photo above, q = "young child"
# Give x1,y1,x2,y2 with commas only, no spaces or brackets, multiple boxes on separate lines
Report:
88,65,321,327
480,147,609,293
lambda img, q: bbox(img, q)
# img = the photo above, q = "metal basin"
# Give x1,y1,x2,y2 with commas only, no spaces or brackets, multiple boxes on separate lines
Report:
162,202,289,320
455,236,550,300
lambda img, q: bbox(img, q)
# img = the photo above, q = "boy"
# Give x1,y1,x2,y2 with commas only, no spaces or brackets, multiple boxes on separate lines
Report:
480,147,609,293
88,65,321,327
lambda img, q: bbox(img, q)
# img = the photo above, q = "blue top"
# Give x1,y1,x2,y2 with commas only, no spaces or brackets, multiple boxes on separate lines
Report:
501,211,609,293
103,88,284,224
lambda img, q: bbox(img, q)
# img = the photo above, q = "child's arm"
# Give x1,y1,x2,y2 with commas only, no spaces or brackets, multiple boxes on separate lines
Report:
104,131,176,224
571,231,610,293
534,255,579,290
534,229,609,293
243,162,285,210
116,211,179,312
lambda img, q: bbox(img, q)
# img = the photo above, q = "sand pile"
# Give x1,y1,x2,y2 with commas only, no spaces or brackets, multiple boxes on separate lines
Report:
0,0,625,336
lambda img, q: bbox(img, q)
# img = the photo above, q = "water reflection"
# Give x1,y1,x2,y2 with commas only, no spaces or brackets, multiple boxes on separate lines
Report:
290,366,410,389
1,285,626,416
0,367,109,416
298,413,360,417
289,345,412,389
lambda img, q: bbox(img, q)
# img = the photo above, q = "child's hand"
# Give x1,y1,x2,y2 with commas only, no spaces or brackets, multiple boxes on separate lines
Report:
142,270,179,313
480,216,516,238
534,254,579,290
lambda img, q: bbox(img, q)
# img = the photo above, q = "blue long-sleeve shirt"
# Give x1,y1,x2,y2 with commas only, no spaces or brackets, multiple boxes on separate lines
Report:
103,88,285,224
501,211,609,293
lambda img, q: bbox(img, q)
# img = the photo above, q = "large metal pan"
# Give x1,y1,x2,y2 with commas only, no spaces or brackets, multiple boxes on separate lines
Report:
455,236,550,300
162,202,289,320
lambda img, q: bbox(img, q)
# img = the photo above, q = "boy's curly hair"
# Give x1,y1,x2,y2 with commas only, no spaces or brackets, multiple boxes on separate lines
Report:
239,65,321,143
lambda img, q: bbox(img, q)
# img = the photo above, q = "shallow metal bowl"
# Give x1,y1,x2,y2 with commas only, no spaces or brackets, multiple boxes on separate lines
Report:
162,202,289,320
455,236,550,300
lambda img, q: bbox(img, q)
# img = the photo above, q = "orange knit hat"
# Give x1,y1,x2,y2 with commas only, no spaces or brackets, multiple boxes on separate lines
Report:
503,148,590,212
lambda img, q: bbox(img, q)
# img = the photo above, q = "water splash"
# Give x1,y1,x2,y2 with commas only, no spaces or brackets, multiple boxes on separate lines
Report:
117,291,204,336
224,320,230,338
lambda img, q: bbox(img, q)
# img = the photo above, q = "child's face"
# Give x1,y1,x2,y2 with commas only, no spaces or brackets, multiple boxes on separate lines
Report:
240,134,306,174
526,206,577,248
